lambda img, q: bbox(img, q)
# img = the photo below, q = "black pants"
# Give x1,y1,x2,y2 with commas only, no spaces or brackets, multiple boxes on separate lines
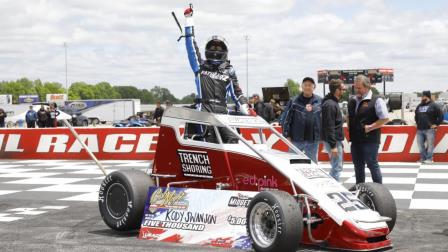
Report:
37,120,46,128
26,121,36,128
0,122,4,128
351,142,383,184
46,118,56,127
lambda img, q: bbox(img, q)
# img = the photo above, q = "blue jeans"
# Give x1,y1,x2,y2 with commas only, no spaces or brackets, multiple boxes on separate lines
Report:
323,141,343,181
291,141,319,163
350,142,382,184
416,129,435,161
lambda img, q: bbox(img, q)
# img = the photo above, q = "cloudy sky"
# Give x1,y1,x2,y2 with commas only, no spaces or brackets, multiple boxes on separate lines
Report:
1,0,448,98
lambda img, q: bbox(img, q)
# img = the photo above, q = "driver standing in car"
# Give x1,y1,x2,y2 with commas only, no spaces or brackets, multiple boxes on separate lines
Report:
183,5,255,143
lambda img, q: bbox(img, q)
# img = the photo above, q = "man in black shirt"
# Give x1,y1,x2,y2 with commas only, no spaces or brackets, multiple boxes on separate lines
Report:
152,101,164,126
37,105,48,128
415,91,444,163
252,94,274,123
0,108,6,128
321,80,346,181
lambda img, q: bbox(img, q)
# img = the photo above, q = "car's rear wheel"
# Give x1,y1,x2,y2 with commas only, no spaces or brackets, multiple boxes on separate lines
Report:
247,190,303,252
98,169,154,231
350,183,397,232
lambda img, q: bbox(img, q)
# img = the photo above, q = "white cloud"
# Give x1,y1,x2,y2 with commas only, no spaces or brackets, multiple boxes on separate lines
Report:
0,0,447,99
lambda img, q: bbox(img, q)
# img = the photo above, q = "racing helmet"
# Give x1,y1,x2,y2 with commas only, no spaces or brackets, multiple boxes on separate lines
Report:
205,35,228,64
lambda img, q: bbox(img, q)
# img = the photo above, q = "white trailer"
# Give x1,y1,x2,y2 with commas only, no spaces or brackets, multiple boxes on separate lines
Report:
63,99,141,124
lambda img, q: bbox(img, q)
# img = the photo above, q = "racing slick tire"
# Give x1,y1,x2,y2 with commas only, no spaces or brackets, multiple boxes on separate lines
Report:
98,169,154,231
247,190,303,252
350,183,397,232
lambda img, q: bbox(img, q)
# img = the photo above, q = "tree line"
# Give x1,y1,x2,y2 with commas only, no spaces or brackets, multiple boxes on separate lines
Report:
3,77,424,105
0,78,196,104
0,78,302,105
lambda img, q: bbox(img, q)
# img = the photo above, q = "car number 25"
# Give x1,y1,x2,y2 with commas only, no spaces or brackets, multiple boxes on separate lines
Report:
327,192,369,212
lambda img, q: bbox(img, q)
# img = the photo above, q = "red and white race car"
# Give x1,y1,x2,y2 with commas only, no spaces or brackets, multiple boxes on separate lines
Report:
98,107,397,252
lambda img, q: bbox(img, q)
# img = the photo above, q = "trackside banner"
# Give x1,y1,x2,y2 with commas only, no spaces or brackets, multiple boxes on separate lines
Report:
0,128,158,160
0,126,447,161
139,187,256,249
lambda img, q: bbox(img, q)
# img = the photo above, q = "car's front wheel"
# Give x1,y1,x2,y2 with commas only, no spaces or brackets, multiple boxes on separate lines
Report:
98,169,154,231
350,183,397,232
247,190,303,252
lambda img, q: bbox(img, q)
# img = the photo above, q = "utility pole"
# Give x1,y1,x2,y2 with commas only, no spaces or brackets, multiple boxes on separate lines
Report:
64,42,68,98
244,35,249,99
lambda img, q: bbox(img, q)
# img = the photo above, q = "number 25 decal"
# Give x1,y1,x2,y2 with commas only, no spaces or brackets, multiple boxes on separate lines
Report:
327,192,369,212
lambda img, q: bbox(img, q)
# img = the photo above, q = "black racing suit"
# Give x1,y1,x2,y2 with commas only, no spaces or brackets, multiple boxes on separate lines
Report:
185,25,248,143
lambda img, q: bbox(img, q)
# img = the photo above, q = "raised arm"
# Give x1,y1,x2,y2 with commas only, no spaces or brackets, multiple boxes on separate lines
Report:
184,7,202,74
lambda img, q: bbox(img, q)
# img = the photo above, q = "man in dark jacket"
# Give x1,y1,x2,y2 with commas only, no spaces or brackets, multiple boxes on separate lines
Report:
282,77,322,163
252,94,275,123
152,101,164,126
0,108,6,128
321,80,346,181
25,106,38,128
415,91,444,163
37,105,48,128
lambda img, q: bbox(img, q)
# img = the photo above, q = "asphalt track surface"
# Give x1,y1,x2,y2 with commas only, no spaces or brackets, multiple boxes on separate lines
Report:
0,160,447,252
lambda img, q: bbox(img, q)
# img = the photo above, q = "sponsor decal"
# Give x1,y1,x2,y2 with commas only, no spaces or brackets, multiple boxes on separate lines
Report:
98,175,113,203
313,180,340,188
242,174,278,190
149,188,188,213
67,101,87,110
142,210,217,232
18,95,39,104
208,237,234,248
139,188,257,249
48,94,66,100
140,228,163,240
115,200,133,228
271,203,283,235
177,150,213,178
165,209,217,224
142,219,205,231
228,193,252,208
201,70,229,81
227,116,265,125
227,215,246,226
46,94,67,106
298,167,330,179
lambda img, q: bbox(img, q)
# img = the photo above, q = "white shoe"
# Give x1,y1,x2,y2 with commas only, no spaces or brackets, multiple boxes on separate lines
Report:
423,160,434,164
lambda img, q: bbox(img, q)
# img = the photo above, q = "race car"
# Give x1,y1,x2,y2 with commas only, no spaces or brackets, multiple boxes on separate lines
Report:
98,107,397,252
